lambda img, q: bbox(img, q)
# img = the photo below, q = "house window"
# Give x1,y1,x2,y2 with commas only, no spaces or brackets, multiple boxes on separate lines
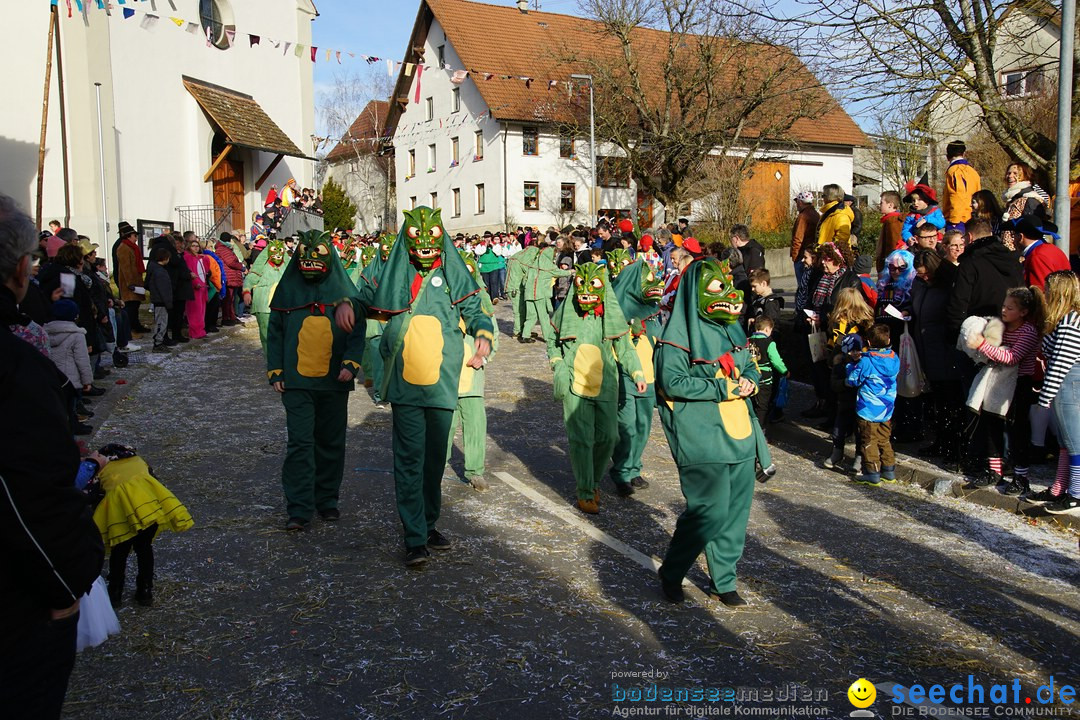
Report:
409,196,417,210
451,137,460,166
425,97,434,121
476,184,485,214
598,156,630,188
524,182,539,211
436,45,445,65
452,88,461,113
199,0,235,50
430,191,438,209
1002,68,1044,97
452,188,461,217
561,183,576,212
427,144,436,172
560,133,575,159
408,149,416,176
474,130,484,160
522,127,539,156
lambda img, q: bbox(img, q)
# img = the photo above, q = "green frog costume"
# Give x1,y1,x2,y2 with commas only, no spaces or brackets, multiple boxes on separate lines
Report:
547,263,645,514
444,250,498,491
521,244,571,343
609,258,665,494
358,240,390,403
606,249,634,280
266,230,366,529
505,245,537,338
346,207,493,562
655,258,767,605
242,239,288,353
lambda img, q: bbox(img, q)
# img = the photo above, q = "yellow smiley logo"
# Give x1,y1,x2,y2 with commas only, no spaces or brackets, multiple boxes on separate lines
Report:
848,678,876,708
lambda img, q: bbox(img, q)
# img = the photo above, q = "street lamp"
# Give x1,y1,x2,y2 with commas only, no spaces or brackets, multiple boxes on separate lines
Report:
570,73,596,222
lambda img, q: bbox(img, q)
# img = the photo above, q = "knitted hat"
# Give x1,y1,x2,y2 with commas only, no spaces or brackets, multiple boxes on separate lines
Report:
52,299,79,322
617,218,634,234
639,235,654,251
903,182,937,204
795,191,814,203
117,221,136,239
682,237,702,256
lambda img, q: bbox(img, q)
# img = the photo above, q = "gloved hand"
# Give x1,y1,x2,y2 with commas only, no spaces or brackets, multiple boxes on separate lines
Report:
552,360,570,401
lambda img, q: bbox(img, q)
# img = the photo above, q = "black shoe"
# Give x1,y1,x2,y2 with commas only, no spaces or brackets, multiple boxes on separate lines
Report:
318,508,340,522
658,570,684,603
152,344,171,353
73,422,94,436
1001,477,1029,497
713,590,749,607
284,517,310,531
163,338,179,347
405,546,430,566
1025,488,1063,506
84,385,107,397
426,529,451,551
176,336,190,343
1044,494,1080,515
93,368,110,380
518,337,536,344
613,481,635,498
206,326,220,333
75,402,93,417
967,470,1002,488
134,585,153,607
630,476,650,489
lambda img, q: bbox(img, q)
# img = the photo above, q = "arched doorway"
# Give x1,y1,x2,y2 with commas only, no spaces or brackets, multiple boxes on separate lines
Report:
211,132,244,231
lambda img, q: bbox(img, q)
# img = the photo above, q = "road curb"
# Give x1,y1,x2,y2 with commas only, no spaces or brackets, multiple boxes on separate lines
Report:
766,416,1080,534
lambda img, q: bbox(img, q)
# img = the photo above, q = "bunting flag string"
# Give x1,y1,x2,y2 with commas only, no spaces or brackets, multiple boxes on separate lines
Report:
312,110,494,150
60,0,580,97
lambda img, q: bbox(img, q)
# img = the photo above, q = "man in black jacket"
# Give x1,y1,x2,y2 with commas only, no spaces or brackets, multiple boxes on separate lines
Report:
0,195,105,719
149,232,192,344
945,218,1023,339
731,224,766,273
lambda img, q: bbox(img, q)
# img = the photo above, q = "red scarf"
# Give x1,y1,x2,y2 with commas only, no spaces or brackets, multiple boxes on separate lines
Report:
122,237,145,274
410,258,443,303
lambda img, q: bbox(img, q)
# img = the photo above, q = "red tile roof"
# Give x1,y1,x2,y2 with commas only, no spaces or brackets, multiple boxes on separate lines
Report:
183,77,309,158
388,0,868,148
325,99,392,164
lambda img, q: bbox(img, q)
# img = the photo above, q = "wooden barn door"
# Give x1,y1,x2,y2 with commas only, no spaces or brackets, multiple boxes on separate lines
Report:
740,161,789,232
212,156,245,230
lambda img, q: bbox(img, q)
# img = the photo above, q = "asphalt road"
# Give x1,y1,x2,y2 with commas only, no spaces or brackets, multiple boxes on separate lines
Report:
64,303,1079,720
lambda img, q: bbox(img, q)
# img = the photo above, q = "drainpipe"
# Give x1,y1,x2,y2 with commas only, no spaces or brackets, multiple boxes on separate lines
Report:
502,124,508,231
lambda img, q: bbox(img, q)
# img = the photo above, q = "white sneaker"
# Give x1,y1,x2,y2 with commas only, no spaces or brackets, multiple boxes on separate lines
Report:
117,343,142,353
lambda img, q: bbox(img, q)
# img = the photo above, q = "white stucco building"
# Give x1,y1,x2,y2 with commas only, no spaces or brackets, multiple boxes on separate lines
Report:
324,99,395,234
384,0,867,236
5,0,318,262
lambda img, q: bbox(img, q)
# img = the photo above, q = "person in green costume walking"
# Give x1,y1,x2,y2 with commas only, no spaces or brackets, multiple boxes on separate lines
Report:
520,239,571,344
547,263,647,514
357,240,389,407
266,230,366,531
443,250,498,492
242,239,288,354
606,248,634,281
505,245,535,339
655,258,765,607
335,207,492,567
609,258,665,497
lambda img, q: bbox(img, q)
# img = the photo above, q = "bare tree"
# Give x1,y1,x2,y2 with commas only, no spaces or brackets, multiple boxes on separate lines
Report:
555,0,822,221
319,69,396,232
741,0,1078,180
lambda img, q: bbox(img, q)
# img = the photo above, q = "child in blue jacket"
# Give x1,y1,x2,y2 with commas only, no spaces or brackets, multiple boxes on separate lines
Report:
846,323,900,486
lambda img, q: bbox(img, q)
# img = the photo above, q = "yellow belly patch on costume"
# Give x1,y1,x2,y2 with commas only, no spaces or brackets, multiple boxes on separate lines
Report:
402,314,443,386
715,365,751,440
572,343,604,397
297,315,333,377
458,336,475,393
635,335,655,385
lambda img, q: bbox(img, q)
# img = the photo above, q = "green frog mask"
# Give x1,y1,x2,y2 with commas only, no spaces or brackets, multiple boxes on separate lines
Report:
573,262,607,315
296,230,334,282
459,250,479,277
606,249,633,279
640,262,664,303
698,258,744,324
403,206,445,271
266,240,287,268
360,245,378,267
379,234,396,261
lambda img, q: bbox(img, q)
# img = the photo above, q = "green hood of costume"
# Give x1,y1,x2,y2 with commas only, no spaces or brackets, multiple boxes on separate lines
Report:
370,217,481,314
550,262,631,341
658,258,747,364
269,230,358,311
611,258,662,328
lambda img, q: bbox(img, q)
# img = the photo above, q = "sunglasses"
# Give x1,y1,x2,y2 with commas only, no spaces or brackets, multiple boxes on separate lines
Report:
890,264,908,271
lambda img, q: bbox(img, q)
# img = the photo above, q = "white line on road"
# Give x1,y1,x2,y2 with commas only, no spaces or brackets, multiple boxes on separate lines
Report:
493,470,666,577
